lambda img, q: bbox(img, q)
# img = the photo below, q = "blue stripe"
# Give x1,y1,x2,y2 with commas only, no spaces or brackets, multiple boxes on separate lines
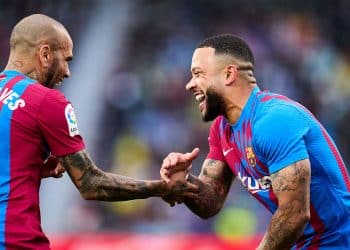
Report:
0,75,34,248
0,75,15,248
0,77,8,89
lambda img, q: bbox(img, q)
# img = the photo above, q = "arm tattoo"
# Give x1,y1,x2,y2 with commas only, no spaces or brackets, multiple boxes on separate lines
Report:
184,159,234,219
58,149,167,201
261,159,311,250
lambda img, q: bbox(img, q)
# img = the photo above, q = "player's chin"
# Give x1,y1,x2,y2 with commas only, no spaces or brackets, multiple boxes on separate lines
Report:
200,110,207,121
202,110,218,122
44,81,57,89
199,102,206,115
201,112,211,122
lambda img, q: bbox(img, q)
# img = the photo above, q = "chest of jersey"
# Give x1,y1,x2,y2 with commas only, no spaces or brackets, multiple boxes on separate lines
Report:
220,122,272,194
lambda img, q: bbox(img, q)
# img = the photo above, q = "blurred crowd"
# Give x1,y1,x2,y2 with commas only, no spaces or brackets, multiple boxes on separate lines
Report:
1,0,350,240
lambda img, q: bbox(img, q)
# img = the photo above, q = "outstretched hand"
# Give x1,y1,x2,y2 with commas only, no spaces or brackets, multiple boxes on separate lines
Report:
160,147,200,183
160,148,200,206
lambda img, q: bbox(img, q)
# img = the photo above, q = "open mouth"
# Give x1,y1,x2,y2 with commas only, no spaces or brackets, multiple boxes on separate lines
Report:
56,79,63,86
195,92,205,102
194,92,206,111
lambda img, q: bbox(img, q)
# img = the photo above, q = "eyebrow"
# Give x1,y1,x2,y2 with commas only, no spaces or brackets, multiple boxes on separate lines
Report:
191,67,201,73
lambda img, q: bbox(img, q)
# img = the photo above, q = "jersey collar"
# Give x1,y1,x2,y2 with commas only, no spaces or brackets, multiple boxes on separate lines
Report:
231,86,260,129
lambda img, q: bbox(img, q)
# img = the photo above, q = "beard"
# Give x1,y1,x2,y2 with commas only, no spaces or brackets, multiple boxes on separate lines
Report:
43,58,59,89
202,87,226,122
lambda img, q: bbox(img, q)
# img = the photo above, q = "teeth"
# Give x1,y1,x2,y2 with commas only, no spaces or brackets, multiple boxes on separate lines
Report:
195,93,205,102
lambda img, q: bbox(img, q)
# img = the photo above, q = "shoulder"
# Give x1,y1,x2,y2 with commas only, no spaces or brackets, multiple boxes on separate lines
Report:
24,83,68,102
211,116,223,129
252,96,311,149
37,88,73,117
252,94,312,143
34,87,70,111
43,88,69,103
255,93,308,127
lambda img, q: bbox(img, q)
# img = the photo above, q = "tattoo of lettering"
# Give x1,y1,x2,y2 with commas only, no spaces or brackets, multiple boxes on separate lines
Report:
58,150,165,201
262,159,310,250
184,159,233,218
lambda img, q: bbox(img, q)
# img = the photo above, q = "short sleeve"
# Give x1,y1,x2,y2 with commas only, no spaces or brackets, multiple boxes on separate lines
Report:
38,90,85,156
253,104,309,174
206,117,225,161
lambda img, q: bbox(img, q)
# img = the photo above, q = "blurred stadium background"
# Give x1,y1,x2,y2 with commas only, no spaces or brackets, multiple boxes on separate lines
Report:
1,0,350,249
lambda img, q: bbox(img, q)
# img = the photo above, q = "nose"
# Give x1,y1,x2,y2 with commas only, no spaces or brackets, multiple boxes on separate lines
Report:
185,78,196,91
65,67,71,78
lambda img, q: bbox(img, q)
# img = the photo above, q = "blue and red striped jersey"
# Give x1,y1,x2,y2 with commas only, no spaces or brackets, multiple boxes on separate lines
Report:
0,70,85,249
207,86,350,249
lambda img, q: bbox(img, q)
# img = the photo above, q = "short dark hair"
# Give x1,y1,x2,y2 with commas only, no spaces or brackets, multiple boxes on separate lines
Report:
198,34,254,65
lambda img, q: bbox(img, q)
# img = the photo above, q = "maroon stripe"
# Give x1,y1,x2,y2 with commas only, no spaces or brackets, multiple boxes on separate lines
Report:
256,157,269,173
321,128,350,191
268,189,278,207
296,234,306,249
308,203,325,249
260,94,290,102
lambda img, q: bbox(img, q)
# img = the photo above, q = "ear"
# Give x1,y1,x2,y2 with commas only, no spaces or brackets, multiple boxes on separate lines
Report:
38,45,52,68
223,64,238,86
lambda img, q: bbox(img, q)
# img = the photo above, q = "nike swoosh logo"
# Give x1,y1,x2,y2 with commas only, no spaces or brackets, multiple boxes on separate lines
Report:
223,148,233,156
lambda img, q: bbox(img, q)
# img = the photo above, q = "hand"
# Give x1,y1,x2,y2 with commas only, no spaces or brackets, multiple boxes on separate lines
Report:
161,195,178,207
162,178,199,207
42,155,65,178
160,147,200,183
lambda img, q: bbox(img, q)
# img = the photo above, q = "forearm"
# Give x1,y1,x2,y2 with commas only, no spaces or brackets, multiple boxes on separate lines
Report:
183,174,224,219
59,150,168,201
259,159,311,249
258,205,309,250
78,171,167,201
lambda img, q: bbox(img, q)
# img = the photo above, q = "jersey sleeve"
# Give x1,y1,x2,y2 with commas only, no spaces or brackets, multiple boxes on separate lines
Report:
206,117,225,161
38,89,85,156
253,104,310,174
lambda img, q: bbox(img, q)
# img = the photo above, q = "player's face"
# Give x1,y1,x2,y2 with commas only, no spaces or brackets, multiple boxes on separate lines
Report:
186,47,226,121
43,36,73,89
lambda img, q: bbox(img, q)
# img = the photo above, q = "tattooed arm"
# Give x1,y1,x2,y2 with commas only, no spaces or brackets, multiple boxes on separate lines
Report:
257,159,311,250
58,149,197,201
183,159,234,219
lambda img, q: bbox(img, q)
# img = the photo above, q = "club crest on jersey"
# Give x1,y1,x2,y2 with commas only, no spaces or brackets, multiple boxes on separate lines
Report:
245,146,256,167
65,103,80,137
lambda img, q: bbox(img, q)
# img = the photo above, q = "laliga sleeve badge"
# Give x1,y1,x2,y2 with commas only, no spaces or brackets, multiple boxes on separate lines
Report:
65,103,80,137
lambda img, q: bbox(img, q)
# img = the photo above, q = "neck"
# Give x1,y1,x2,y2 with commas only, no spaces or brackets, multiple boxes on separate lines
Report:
224,83,256,124
5,54,38,81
